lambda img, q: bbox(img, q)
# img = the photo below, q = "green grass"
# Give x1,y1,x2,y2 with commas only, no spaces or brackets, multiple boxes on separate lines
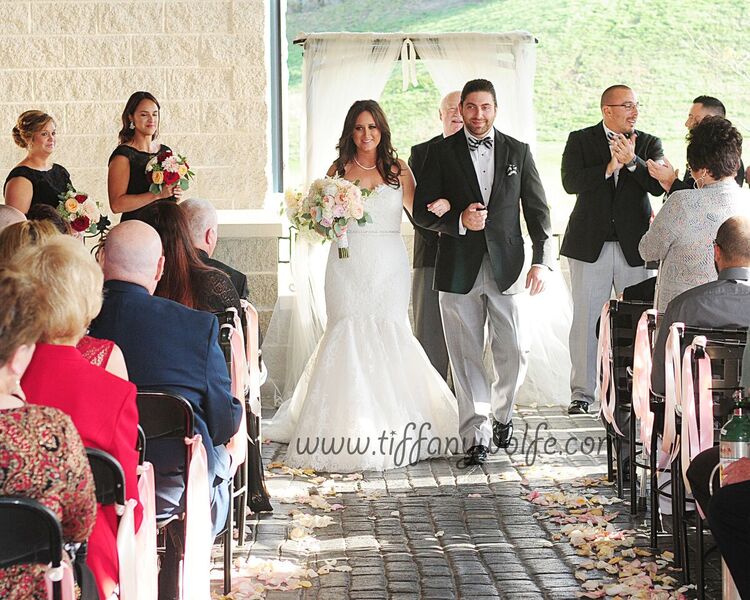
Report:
286,0,750,228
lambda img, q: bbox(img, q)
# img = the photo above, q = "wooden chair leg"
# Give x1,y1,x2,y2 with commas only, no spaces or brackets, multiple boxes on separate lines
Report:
606,429,615,483
629,404,638,514
696,513,705,600
615,435,624,499
650,433,659,549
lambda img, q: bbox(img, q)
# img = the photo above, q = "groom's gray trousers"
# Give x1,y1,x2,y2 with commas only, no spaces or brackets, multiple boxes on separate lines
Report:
439,254,529,449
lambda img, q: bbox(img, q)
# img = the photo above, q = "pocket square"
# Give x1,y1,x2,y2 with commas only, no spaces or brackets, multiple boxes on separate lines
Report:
506,164,518,177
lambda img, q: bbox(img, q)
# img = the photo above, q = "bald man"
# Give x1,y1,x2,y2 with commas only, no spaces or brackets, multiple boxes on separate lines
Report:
90,221,243,600
407,91,463,380
0,204,25,231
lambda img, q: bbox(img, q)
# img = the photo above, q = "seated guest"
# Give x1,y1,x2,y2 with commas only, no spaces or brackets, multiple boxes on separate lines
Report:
687,344,750,598
89,221,243,599
652,215,750,395
0,265,97,600
639,116,750,312
26,203,71,234
181,197,249,300
0,220,128,379
0,204,25,231
0,219,59,263
15,236,140,600
138,200,241,314
648,95,745,193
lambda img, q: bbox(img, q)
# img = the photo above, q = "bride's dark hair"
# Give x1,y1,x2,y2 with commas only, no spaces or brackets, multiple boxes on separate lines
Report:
334,100,401,188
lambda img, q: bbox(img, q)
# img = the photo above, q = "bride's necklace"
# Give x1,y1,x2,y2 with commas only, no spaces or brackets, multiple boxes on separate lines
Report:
354,157,377,171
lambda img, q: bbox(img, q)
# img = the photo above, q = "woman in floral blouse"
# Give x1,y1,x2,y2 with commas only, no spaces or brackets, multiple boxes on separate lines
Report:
0,264,96,600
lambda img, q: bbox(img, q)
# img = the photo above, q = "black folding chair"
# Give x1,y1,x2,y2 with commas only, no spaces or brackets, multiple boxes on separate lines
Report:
86,448,126,508
136,391,195,596
136,425,146,466
0,496,66,600
603,300,652,499
675,329,745,593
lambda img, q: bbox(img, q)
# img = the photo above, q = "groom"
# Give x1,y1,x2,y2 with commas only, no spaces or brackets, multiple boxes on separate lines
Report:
414,78,553,466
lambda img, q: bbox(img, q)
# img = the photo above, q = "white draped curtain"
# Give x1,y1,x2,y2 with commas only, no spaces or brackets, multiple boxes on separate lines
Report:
262,31,555,404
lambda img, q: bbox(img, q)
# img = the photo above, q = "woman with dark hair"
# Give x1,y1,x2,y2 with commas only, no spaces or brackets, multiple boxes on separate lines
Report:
107,91,183,222
138,200,240,313
266,100,458,472
4,110,72,214
640,116,750,311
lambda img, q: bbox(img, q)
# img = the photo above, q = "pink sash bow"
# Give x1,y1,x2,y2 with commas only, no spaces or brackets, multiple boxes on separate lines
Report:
597,302,623,435
631,309,657,455
679,336,713,494
182,435,212,600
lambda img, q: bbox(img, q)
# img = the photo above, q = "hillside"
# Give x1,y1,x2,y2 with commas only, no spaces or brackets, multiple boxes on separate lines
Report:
286,0,750,230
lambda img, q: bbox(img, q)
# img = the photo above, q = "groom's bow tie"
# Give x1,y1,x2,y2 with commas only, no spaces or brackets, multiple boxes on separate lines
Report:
467,135,493,151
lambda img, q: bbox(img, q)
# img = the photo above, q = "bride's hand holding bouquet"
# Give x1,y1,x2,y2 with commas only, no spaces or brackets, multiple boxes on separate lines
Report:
285,176,371,258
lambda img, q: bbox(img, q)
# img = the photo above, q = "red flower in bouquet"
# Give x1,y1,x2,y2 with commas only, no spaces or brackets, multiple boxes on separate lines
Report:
71,215,91,232
163,170,180,185
74,194,87,202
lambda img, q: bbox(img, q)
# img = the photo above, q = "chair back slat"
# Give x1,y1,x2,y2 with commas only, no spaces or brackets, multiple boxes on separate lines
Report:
0,496,63,569
608,300,653,403
86,448,126,508
136,391,194,441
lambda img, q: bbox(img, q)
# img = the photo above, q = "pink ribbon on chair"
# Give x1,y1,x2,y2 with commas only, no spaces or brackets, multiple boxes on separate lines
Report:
680,336,713,494
45,561,75,600
132,462,158,600
596,301,623,435
632,309,657,454
240,299,262,417
223,317,248,475
116,498,138,600
182,435,212,600
661,323,684,461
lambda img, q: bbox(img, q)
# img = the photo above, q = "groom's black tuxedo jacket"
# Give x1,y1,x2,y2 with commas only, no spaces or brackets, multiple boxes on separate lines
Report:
413,128,552,294
559,122,664,267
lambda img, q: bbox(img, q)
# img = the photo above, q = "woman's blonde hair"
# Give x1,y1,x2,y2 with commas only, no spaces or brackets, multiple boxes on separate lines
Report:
0,220,60,265
9,236,103,344
12,110,55,149
0,266,45,365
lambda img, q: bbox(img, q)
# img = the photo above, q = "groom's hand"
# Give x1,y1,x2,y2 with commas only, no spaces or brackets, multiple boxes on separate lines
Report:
525,265,547,296
461,203,487,231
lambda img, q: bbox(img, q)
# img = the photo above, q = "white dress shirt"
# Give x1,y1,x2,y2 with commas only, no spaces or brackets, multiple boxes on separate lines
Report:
459,127,495,235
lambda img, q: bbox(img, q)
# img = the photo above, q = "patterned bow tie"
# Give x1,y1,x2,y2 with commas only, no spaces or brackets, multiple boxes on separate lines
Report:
467,135,493,151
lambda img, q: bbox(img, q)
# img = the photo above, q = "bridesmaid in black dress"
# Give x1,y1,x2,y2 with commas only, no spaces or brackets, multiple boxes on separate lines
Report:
107,91,182,222
4,110,72,214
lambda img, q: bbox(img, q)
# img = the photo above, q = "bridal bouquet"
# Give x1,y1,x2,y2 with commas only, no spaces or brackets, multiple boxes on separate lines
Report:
284,176,371,258
56,184,110,238
145,148,194,194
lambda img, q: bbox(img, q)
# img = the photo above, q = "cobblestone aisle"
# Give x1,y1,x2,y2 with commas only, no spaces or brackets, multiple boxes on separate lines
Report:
211,406,717,599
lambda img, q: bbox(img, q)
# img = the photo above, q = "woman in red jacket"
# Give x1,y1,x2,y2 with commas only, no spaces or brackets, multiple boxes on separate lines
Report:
14,236,141,599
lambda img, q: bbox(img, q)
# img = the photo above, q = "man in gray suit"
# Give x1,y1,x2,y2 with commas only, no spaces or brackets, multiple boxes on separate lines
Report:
408,91,462,380
651,215,750,395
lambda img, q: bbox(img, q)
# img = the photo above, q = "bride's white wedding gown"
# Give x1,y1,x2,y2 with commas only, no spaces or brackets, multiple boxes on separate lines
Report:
265,184,460,472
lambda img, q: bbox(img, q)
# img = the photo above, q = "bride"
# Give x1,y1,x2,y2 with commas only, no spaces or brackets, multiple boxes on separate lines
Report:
265,100,459,472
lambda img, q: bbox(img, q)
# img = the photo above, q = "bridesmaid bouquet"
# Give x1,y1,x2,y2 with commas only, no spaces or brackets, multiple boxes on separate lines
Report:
56,184,110,238
145,149,194,194
284,177,371,258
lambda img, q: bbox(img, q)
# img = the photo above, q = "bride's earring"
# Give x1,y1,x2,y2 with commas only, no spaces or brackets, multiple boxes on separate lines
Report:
129,121,135,130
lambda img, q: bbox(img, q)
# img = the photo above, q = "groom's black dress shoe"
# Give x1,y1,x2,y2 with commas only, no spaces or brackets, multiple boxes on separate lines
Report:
567,399,590,415
458,445,488,468
492,419,514,448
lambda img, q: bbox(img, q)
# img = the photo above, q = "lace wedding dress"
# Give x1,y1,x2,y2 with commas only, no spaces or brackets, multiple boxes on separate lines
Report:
265,183,459,472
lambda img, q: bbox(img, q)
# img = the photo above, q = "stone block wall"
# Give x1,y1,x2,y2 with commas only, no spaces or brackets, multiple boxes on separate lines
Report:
0,0,268,211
